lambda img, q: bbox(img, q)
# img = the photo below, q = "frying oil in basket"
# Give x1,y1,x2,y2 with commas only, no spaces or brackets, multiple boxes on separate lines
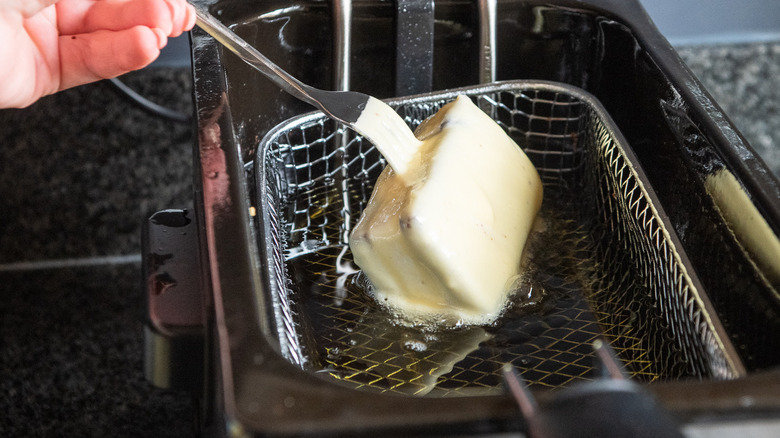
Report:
280,182,662,397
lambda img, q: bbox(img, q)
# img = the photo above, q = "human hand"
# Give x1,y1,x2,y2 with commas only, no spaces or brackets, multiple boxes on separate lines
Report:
0,0,195,108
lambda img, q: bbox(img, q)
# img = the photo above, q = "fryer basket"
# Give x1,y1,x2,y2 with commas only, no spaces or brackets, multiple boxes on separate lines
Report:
255,80,743,397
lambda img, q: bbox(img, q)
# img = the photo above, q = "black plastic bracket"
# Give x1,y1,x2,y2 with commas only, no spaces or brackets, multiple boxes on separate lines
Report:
142,209,205,394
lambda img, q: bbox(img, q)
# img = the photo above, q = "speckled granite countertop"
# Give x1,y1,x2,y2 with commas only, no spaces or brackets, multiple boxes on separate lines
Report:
0,69,196,437
677,42,780,178
1,41,778,437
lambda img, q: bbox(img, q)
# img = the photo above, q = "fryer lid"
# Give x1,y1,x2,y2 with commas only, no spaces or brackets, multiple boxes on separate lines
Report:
255,80,744,397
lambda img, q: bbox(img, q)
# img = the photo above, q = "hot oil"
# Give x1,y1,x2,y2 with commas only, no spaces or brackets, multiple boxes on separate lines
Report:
282,181,635,396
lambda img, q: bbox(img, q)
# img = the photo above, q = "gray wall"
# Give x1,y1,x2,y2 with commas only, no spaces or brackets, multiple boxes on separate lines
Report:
639,0,780,45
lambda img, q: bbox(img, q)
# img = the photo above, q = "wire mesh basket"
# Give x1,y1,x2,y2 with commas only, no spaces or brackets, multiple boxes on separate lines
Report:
254,80,743,397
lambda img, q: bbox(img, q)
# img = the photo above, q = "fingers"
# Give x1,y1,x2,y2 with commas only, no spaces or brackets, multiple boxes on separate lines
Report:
54,1,197,93
57,0,195,37
57,25,166,91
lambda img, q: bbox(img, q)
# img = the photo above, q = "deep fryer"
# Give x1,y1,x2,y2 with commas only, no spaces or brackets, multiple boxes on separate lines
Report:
143,0,780,436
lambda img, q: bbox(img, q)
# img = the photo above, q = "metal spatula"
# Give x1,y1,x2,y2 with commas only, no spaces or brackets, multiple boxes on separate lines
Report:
191,4,422,175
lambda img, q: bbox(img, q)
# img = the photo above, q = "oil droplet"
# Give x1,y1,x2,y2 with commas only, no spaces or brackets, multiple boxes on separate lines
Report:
327,347,341,360
403,340,427,352
423,333,439,343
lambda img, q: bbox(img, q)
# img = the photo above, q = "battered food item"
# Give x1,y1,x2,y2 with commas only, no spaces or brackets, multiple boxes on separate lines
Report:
349,95,543,325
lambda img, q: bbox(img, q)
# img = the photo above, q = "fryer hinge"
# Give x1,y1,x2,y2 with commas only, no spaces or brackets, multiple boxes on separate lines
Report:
142,208,205,394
